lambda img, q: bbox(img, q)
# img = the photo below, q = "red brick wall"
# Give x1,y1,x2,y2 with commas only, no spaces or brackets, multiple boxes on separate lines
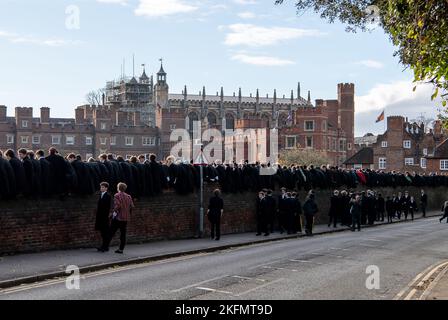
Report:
1,184,444,255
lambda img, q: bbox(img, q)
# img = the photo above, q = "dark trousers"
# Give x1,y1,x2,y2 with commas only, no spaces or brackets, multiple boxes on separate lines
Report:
387,211,394,223
376,211,385,221
304,214,314,235
421,205,426,217
269,213,275,233
396,210,402,219
351,213,361,231
99,226,109,250
209,215,221,239
257,214,268,234
328,214,337,227
403,209,410,220
279,211,288,233
108,219,127,251
440,212,448,222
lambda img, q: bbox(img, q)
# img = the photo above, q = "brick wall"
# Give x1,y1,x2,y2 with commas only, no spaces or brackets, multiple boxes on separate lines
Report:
0,184,445,255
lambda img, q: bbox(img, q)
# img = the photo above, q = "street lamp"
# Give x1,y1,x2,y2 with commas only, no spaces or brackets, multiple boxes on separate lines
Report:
194,141,208,238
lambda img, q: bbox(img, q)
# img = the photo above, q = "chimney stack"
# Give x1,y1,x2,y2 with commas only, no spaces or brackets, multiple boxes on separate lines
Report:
40,107,50,124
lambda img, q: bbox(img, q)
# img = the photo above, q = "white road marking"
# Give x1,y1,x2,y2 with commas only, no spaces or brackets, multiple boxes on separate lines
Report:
231,275,266,282
171,275,229,293
195,287,233,295
289,259,323,265
236,278,284,297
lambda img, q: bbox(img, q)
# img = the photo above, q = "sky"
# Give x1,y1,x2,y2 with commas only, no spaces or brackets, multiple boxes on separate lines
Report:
0,0,442,136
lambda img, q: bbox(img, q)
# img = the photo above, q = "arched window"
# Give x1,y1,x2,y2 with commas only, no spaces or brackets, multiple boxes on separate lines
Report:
225,114,235,130
207,112,217,126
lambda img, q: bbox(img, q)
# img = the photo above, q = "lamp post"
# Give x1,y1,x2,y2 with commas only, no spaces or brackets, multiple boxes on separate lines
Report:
194,142,207,238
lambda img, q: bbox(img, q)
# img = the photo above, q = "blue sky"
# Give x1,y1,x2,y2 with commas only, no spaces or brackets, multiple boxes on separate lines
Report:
0,0,440,135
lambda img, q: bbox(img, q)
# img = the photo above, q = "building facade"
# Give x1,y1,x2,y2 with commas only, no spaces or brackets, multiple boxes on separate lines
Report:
345,116,446,172
0,62,355,164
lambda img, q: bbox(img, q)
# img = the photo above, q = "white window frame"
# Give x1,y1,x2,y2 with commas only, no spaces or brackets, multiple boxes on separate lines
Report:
423,148,428,156
285,136,296,149
170,124,176,130
85,136,93,146
304,120,315,132
420,157,427,169
339,139,346,151
21,136,29,144
403,140,411,149
51,135,61,145
110,136,117,146
381,141,388,148
441,160,448,171
404,158,414,166
347,142,352,151
32,135,40,145
100,122,107,130
379,157,386,170
100,137,107,145
353,164,363,170
22,120,28,128
125,136,134,146
7,134,14,144
142,136,155,146
66,136,75,145
306,136,313,149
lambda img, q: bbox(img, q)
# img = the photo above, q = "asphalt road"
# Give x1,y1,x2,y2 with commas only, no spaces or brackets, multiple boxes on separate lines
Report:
1,217,447,300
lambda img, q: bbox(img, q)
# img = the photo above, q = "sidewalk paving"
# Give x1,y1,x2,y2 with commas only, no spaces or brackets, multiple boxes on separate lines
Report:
0,211,440,289
425,264,448,300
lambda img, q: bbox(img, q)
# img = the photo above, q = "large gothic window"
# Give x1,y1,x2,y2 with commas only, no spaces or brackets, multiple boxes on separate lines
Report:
225,114,235,130
188,112,199,132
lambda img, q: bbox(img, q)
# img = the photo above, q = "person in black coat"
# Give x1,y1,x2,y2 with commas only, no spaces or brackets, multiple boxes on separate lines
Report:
36,150,52,197
420,190,428,218
5,149,26,197
277,187,288,234
0,150,16,199
45,147,70,197
28,151,42,197
207,189,224,240
386,196,395,223
264,189,276,234
375,193,385,222
303,191,318,236
149,154,164,194
408,196,418,221
402,191,411,220
256,191,268,236
292,192,302,233
328,190,340,228
18,148,34,197
96,182,112,252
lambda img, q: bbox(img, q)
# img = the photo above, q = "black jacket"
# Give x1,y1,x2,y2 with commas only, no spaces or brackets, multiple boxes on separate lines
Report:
95,192,112,230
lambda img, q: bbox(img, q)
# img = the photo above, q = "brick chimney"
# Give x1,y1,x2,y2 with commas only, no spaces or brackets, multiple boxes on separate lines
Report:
133,111,141,126
75,107,85,124
434,120,442,139
40,107,50,123
0,105,6,122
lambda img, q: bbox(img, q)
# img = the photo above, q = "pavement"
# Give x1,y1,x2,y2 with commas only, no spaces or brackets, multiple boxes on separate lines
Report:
0,210,441,291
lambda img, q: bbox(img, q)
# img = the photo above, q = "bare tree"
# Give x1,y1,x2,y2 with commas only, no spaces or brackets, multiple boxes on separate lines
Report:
279,149,330,167
85,88,105,106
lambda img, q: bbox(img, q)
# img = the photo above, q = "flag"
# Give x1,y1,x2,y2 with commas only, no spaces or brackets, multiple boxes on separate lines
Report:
375,110,385,123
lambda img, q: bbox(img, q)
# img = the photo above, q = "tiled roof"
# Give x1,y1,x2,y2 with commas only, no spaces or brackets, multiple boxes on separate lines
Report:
343,147,373,165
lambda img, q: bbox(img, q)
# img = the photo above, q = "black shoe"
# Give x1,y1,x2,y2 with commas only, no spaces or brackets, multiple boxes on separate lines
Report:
215,238,220,241
264,233,269,236
97,247,105,252
256,233,261,236
115,249,123,254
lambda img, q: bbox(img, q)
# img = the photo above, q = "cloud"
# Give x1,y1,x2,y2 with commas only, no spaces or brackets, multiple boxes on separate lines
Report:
231,53,295,66
0,30,82,47
223,24,326,47
356,59,384,69
135,0,199,18
237,11,256,19
354,80,443,135
96,0,128,5
233,0,257,4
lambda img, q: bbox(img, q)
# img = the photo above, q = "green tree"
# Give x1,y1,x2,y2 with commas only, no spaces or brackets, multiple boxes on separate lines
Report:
275,0,448,108
279,148,330,166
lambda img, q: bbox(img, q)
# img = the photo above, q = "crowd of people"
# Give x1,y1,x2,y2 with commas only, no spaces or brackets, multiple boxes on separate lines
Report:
1,147,448,201
254,188,428,236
